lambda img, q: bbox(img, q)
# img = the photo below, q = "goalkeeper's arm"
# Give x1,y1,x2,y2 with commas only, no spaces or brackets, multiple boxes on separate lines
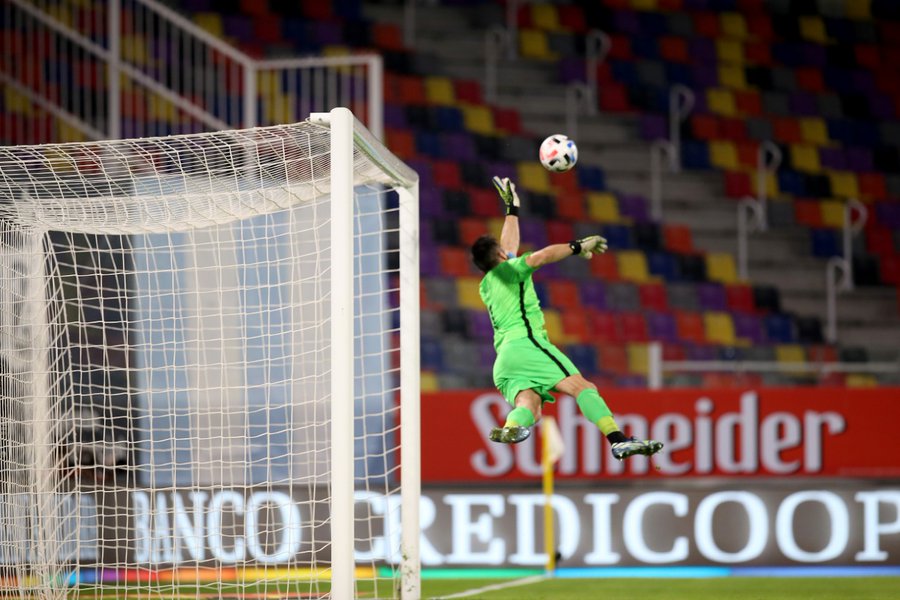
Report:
493,176,520,257
525,235,608,269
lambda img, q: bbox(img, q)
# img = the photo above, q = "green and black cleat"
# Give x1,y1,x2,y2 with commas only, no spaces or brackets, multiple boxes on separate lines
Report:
489,426,531,444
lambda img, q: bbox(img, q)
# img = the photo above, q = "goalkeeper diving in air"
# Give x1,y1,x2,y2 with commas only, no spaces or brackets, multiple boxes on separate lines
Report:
470,177,664,460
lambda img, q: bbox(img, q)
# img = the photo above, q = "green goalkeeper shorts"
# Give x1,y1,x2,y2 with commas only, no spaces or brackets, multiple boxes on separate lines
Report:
492,334,580,407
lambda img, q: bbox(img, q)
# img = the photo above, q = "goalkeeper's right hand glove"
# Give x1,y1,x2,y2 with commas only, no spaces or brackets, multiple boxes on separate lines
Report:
569,235,608,259
492,176,520,216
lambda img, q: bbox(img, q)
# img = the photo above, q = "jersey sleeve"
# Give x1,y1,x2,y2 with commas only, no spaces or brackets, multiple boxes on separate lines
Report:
494,253,536,283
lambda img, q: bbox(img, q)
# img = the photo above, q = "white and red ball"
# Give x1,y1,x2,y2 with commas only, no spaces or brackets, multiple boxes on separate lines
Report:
539,134,578,172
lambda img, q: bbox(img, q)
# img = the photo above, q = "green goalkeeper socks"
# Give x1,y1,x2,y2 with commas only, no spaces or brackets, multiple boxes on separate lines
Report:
504,406,536,428
576,389,620,436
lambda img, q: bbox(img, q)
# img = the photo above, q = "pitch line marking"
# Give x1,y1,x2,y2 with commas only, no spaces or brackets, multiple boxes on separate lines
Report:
434,574,547,599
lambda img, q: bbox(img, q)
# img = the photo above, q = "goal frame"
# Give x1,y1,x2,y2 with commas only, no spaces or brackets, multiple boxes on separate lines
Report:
311,107,421,599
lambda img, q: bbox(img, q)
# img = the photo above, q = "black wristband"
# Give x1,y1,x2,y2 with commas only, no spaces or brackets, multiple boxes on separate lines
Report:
506,205,519,217
568,239,582,255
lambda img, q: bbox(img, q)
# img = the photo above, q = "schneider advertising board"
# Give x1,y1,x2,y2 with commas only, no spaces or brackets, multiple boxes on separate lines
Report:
6,388,898,568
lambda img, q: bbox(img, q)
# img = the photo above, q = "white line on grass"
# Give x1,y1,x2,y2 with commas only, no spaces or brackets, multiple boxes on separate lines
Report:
434,574,547,599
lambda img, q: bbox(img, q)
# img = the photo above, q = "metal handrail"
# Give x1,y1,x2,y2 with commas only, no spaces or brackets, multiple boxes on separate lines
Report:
825,199,868,343
585,30,611,108
647,342,898,389
649,140,675,220
484,27,511,103
736,195,766,280
667,84,695,172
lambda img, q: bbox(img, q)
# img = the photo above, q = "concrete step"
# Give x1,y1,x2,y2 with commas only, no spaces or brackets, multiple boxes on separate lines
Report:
779,287,900,324
693,229,810,261
517,113,640,145
603,171,723,203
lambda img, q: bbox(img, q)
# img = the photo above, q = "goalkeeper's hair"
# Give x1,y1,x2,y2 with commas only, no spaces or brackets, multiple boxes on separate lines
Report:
471,235,501,273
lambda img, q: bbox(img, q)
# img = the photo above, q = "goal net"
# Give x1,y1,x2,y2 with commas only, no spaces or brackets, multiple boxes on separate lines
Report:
0,108,420,599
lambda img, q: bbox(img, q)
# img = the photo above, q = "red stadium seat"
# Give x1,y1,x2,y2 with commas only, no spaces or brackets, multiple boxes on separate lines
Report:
675,312,706,344
619,313,649,342
548,280,582,311
639,283,668,311
588,310,621,343
458,218,488,246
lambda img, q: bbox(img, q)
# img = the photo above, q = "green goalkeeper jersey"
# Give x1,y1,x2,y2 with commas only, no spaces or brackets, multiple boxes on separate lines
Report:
479,252,546,350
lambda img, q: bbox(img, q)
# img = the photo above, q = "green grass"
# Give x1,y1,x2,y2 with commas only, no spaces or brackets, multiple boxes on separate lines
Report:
421,577,900,600
65,577,900,600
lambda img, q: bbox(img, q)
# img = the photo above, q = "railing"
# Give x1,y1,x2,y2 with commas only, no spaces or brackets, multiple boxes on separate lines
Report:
646,342,899,389
736,141,782,280
649,85,694,220
2,0,383,143
826,199,868,343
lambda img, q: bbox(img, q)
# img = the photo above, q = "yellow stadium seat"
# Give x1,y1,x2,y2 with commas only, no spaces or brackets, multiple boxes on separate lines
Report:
487,217,504,240
718,66,747,89
617,251,651,283
799,118,829,145
829,171,859,198
121,35,148,67
704,312,736,345
543,309,577,344
194,13,224,37
519,29,556,60
706,253,739,283
716,40,745,64
790,144,822,173
56,121,88,143
775,344,806,364
516,162,552,194
845,0,872,20
751,172,779,198
820,200,845,228
425,77,455,105
149,95,177,121
846,373,877,387
720,13,748,39
587,192,622,223
627,343,649,375
707,89,737,117
421,371,439,393
5,87,32,114
457,277,483,309
47,4,75,26
531,4,561,30
629,0,658,10
710,141,739,170
800,16,828,43
461,105,494,134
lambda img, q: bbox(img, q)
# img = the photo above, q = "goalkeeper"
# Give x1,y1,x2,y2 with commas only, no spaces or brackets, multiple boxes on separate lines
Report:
470,177,663,460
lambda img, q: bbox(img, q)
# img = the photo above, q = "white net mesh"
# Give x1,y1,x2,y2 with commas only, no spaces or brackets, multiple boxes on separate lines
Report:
0,118,417,598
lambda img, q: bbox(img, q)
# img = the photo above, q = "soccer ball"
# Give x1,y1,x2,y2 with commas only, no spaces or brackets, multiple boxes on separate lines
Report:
539,134,578,172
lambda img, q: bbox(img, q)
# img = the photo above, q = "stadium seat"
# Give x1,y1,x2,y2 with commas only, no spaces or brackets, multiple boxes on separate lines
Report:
598,345,629,376
646,311,678,342
580,280,607,309
566,343,598,375
619,312,649,342
627,343,649,375
676,311,706,344
588,310,620,343
704,311,737,345
456,277,483,310
705,253,739,284
616,251,652,282
547,280,582,311
638,282,668,311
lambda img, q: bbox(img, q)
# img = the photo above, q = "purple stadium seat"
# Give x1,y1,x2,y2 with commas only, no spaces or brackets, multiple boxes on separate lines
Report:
690,65,719,88
686,345,718,361
612,10,641,36
467,310,494,340
488,162,516,182
442,132,477,161
846,147,873,172
640,115,667,141
579,280,607,309
519,220,549,248
618,194,650,222
646,312,678,342
876,202,900,228
819,147,846,170
384,104,407,128
696,283,727,310
789,92,818,116
733,313,765,344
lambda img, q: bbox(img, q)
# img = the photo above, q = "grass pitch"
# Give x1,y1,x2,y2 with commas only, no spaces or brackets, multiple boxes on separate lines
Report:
423,576,900,599
65,576,900,599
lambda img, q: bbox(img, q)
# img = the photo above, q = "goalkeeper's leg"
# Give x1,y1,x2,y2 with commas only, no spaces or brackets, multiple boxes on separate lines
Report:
489,389,541,444
554,375,663,460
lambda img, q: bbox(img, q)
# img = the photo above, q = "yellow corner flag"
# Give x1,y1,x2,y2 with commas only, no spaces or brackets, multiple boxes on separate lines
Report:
542,416,565,574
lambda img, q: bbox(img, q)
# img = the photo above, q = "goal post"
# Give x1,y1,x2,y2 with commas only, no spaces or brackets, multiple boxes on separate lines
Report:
0,107,420,599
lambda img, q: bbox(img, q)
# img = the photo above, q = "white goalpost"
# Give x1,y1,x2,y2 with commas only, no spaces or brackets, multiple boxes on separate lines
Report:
0,107,420,599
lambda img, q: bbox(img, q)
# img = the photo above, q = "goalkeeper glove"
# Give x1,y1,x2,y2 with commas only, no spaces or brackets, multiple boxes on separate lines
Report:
492,176,520,217
569,235,608,259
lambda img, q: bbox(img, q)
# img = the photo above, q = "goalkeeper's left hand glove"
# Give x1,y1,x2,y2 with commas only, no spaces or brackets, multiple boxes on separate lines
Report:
492,176,520,216
569,235,608,259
